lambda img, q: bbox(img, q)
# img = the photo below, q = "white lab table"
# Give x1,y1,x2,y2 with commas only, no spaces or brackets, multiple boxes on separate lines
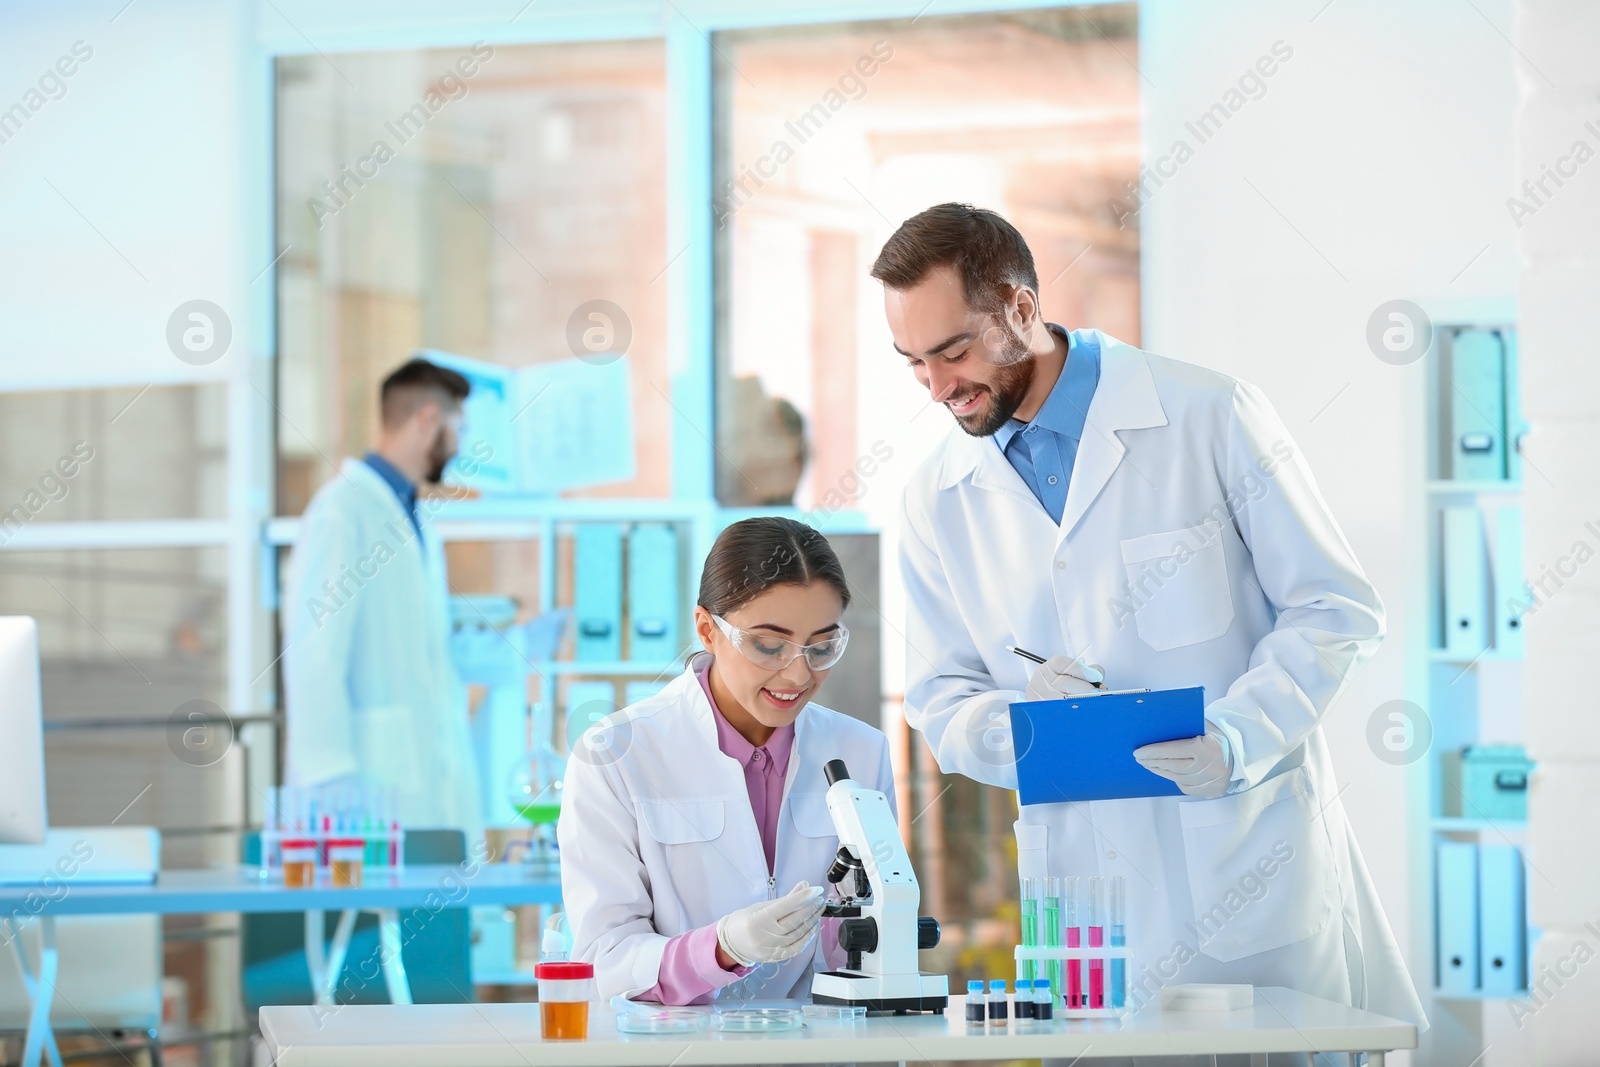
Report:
1,863,561,1067
259,988,1417,1065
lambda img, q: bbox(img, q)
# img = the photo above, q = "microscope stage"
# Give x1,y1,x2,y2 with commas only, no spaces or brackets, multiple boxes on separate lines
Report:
811,970,949,1015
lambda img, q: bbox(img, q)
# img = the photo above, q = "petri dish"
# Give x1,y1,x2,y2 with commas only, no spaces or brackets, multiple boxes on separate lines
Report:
614,1009,708,1035
714,1006,805,1032
802,1003,866,1021
609,997,709,1035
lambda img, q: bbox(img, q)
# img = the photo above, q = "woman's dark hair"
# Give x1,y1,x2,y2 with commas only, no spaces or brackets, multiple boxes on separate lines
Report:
697,517,851,616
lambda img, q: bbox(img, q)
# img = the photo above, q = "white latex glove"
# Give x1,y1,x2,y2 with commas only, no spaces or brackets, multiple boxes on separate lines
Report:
1133,730,1234,799
1024,655,1106,701
716,881,824,967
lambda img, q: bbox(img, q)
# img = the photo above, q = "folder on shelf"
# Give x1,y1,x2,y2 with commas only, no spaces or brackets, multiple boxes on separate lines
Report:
1008,687,1205,805
575,524,624,661
1493,506,1527,658
1436,840,1481,994
1442,506,1489,657
1478,843,1527,995
627,524,680,662
1450,329,1507,481
1502,329,1528,483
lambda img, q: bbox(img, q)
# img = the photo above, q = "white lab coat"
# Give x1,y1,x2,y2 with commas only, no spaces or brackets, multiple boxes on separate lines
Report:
283,458,483,839
558,662,898,1002
900,332,1425,1028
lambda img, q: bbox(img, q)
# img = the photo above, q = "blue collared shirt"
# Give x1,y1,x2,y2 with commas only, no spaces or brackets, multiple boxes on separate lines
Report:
992,326,1102,525
363,452,422,543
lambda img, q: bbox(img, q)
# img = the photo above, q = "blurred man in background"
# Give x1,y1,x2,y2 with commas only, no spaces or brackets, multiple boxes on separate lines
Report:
283,358,483,840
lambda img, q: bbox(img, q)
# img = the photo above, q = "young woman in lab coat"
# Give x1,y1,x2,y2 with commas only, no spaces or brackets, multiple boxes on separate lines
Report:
558,517,898,1004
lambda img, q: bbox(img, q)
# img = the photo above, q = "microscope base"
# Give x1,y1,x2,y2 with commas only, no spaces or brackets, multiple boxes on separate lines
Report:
811,970,949,1015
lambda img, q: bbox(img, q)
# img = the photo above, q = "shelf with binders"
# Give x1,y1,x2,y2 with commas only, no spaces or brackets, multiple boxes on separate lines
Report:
1418,322,1535,1013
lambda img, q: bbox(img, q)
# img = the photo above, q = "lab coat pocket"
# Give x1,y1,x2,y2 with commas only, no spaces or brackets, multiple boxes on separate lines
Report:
637,798,728,937
637,798,726,845
789,793,843,903
788,793,836,839
1175,767,1335,963
1119,520,1235,651
353,704,422,784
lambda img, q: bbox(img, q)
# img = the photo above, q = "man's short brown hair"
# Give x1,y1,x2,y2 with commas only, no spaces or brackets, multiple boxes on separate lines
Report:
870,203,1039,313
380,358,470,429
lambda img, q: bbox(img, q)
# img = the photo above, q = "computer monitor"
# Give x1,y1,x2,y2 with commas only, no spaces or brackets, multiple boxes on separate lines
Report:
0,617,46,844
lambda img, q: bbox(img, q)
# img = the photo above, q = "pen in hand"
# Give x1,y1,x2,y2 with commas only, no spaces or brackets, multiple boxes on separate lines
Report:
1008,645,1108,690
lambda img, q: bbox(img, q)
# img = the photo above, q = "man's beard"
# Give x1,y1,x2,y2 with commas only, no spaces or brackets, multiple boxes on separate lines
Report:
424,427,455,484
951,326,1035,438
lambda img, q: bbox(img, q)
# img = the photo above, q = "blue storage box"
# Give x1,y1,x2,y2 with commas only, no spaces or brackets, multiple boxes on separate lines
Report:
1460,745,1531,821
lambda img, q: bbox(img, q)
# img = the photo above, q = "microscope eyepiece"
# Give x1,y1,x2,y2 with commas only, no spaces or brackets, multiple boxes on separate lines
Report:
824,759,850,786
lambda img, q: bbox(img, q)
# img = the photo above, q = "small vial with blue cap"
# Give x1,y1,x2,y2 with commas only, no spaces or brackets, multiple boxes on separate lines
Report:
965,980,986,1026
987,979,1009,1026
1034,977,1054,1022
1014,978,1036,1023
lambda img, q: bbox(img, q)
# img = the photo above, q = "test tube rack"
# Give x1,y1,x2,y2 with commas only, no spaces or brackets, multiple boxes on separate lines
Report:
258,827,407,879
1013,945,1130,1019
258,785,407,878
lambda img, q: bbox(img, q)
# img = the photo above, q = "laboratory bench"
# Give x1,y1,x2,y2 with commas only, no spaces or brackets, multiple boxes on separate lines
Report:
259,987,1417,1065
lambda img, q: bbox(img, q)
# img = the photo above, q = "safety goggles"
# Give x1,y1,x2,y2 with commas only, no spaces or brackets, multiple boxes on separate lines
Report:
711,614,850,672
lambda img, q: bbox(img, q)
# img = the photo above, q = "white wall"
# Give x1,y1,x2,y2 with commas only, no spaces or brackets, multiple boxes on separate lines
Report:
1140,1,1519,1064
1514,2,1600,1064
0,0,260,391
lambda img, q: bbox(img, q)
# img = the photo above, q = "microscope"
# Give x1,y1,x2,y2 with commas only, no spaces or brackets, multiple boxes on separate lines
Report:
810,759,950,1015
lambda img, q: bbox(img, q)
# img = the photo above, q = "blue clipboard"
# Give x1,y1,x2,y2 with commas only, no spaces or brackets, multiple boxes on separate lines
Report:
1008,686,1206,804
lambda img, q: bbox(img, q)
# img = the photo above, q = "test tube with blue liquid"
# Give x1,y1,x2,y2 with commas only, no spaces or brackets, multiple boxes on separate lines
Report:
1110,875,1126,1009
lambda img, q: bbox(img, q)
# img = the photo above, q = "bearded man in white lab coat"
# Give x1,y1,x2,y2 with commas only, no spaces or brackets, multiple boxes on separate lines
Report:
284,358,483,840
878,204,1425,1043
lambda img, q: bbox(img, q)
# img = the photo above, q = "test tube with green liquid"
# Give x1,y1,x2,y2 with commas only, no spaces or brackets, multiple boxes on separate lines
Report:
1043,876,1064,1012
1018,876,1038,987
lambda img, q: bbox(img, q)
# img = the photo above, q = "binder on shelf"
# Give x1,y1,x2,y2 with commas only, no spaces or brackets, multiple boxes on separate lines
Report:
574,525,623,661
1479,844,1527,996
1450,329,1506,481
1436,840,1481,994
1493,506,1527,657
1502,330,1527,483
1442,506,1489,656
627,524,680,662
